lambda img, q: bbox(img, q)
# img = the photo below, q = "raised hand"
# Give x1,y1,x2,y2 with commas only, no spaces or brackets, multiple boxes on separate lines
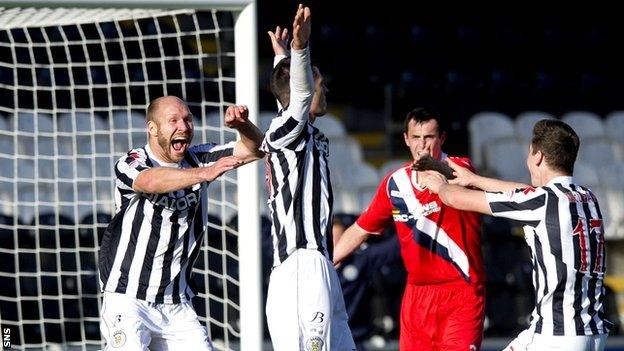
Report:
291,4,311,50
268,25,290,56
445,158,476,187
203,156,244,182
224,105,249,128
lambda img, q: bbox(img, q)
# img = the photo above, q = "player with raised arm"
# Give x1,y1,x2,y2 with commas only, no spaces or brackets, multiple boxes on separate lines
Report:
333,107,486,351
261,5,355,351
98,96,264,350
420,119,612,351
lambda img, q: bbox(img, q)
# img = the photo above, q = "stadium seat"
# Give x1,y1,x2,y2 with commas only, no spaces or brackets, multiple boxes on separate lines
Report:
561,111,605,139
573,162,600,188
328,136,364,188
601,163,624,239
314,114,347,138
576,138,618,169
514,111,556,141
468,112,515,169
605,111,624,143
483,136,530,184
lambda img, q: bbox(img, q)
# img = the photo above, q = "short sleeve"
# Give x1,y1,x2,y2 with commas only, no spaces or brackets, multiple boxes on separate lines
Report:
485,186,546,227
190,142,235,166
114,148,150,191
356,176,394,234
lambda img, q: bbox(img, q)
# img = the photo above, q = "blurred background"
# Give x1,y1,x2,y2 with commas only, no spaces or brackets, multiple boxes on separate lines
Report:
0,2,623,349
255,1,624,349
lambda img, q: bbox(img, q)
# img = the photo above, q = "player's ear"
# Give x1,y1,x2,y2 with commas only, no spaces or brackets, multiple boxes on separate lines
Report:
147,120,158,137
403,132,409,147
534,149,544,166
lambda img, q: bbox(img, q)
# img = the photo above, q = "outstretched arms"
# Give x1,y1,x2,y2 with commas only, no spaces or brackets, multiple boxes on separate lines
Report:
444,158,530,192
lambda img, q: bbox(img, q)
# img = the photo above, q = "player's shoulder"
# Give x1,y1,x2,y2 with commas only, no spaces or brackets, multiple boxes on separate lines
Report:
121,147,146,161
383,162,412,180
188,142,219,154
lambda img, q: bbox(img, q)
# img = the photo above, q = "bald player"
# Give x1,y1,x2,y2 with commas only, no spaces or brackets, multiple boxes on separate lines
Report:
98,96,263,350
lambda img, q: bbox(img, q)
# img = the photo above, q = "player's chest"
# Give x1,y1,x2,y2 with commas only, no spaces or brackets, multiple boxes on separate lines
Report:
143,183,204,212
389,189,441,222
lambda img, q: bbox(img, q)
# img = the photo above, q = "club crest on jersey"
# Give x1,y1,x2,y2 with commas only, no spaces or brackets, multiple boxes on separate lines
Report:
111,330,126,348
144,192,199,211
305,336,324,351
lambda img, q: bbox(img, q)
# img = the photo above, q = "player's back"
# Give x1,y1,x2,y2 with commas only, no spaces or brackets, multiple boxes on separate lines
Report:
263,116,333,267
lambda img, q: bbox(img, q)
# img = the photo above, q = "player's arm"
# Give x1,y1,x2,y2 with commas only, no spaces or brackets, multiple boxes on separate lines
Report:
445,158,530,192
287,5,314,123
268,25,290,110
420,171,492,215
333,223,370,265
224,105,265,162
132,157,243,194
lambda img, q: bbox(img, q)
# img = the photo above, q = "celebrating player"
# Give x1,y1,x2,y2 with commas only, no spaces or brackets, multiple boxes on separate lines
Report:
420,119,612,350
98,96,263,350
333,107,486,350
261,4,355,351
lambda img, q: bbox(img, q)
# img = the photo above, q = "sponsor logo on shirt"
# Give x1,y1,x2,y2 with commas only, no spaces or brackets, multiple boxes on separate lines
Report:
392,201,440,222
144,192,199,211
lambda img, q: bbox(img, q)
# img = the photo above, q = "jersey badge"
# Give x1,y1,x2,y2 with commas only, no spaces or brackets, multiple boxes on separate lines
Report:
111,330,126,348
305,336,324,351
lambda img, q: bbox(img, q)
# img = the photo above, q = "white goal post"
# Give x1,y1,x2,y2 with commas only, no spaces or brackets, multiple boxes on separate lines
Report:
0,1,262,350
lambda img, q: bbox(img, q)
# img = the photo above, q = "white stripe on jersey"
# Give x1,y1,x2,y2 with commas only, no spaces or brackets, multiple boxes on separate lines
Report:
99,142,235,304
261,46,332,266
485,176,611,336
392,170,470,279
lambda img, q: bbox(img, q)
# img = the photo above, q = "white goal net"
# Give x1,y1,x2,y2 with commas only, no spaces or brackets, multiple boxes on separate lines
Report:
0,2,261,350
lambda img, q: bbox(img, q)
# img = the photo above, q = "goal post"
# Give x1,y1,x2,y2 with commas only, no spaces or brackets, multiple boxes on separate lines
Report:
0,1,262,350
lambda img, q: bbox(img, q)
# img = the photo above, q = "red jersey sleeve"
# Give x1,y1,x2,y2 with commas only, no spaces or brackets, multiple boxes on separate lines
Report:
356,172,395,234
447,156,477,173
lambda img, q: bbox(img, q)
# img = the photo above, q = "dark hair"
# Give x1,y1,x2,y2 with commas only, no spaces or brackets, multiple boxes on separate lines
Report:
403,107,445,134
531,119,580,174
270,57,291,109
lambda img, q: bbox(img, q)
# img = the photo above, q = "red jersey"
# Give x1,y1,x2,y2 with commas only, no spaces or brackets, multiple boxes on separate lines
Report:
356,156,484,286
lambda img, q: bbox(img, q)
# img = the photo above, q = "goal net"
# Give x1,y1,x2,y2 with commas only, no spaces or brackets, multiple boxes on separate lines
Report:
0,2,261,350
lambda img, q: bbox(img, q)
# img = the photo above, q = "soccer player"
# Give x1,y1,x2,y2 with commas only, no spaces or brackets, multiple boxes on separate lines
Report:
333,107,486,351
262,5,356,351
98,96,264,350
420,119,612,351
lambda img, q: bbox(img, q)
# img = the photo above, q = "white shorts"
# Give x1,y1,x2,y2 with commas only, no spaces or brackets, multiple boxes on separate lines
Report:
504,328,608,351
100,292,213,351
266,249,356,351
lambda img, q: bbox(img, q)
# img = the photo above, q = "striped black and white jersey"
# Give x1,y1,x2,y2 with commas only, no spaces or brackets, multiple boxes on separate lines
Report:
485,176,612,336
99,142,234,304
261,46,333,267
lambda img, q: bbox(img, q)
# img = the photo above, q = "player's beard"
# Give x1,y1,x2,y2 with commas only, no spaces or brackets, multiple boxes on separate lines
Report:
157,132,191,163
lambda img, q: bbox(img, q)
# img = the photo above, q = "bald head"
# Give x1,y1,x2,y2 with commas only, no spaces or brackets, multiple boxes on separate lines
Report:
147,96,187,123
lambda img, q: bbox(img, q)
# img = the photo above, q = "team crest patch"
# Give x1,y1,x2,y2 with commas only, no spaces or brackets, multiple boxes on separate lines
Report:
306,336,324,351
111,330,126,348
